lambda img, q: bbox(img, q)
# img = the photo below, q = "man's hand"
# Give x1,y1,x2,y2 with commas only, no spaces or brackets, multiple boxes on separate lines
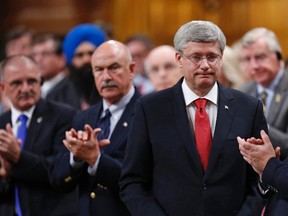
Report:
0,154,12,180
237,130,277,176
63,124,110,165
0,123,22,164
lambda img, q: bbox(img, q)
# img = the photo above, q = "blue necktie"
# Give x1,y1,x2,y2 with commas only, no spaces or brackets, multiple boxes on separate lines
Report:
97,109,111,141
15,114,28,216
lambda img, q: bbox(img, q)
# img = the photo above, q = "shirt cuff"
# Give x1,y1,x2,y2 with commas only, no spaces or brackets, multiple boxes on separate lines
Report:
258,178,270,195
87,153,101,176
69,152,85,169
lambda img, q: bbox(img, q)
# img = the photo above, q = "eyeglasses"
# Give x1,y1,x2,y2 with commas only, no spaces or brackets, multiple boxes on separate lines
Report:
240,54,269,65
181,53,221,65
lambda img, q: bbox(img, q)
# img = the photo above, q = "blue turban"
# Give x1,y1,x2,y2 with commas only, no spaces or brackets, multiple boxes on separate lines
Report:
63,24,106,64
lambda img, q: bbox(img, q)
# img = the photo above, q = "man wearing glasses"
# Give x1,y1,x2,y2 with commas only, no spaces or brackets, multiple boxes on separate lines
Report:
120,20,267,216
239,27,288,160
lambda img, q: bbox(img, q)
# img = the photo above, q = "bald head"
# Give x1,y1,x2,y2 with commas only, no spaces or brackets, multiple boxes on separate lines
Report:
1,55,40,81
145,45,182,91
92,40,132,64
0,55,42,111
91,40,135,105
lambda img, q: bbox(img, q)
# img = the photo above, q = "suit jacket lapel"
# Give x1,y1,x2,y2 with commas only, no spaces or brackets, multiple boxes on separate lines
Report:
172,81,203,175
206,84,235,175
103,90,141,154
24,100,47,151
267,73,288,124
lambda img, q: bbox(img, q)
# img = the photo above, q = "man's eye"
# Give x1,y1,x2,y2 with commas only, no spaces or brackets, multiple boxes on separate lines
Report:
10,81,21,87
207,55,218,62
110,65,120,70
191,56,202,62
94,68,103,72
28,79,38,85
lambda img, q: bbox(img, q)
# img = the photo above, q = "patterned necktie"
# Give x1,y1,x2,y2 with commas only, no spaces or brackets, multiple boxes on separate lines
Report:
97,109,111,141
194,98,212,171
261,91,267,113
15,114,28,216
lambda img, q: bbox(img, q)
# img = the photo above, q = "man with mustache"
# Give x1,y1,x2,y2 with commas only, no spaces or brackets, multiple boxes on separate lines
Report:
0,55,78,216
50,40,141,216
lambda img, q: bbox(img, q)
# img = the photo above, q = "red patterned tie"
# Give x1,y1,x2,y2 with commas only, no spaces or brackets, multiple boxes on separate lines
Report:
261,205,266,216
194,98,212,171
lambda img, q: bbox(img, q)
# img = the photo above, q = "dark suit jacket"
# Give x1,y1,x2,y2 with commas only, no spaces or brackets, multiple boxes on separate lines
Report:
0,99,78,216
259,157,288,216
120,80,268,216
239,72,288,159
50,89,141,216
45,77,81,109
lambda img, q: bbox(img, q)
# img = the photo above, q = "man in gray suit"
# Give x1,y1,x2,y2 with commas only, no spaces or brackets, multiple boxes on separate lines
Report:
239,27,288,159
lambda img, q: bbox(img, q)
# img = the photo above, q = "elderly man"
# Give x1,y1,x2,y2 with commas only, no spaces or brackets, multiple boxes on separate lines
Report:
239,27,288,160
0,56,77,216
144,45,182,91
50,40,140,216
120,20,267,216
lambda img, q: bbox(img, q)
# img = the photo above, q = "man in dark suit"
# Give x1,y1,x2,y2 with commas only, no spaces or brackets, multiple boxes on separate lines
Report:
50,40,140,216
239,27,288,160
32,33,81,109
238,130,288,215
0,55,78,216
119,20,268,216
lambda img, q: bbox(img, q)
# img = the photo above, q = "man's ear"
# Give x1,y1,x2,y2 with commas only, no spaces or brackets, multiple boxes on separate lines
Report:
276,51,282,60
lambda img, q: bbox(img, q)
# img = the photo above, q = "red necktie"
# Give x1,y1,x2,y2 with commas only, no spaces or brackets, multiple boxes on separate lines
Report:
261,205,266,216
194,98,212,171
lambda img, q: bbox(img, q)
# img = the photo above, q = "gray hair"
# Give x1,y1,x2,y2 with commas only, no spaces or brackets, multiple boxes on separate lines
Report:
0,55,40,81
173,20,226,53
241,27,282,55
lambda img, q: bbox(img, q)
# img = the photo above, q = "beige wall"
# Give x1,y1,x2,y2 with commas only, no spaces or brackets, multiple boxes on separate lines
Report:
1,0,288,57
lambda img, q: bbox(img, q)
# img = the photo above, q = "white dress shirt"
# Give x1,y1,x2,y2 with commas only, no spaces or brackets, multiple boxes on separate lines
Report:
182,79,218,137
11,105,35,136
70,86,135,175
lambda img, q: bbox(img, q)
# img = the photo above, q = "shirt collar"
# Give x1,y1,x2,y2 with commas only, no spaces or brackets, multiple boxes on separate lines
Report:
102,86,135,116
41,72,65,98
182,79,218,106
11,105,36,126
257,69,284,94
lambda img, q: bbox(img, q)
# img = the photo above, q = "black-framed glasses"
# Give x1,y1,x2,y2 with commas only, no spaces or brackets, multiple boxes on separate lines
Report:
181,52,221,65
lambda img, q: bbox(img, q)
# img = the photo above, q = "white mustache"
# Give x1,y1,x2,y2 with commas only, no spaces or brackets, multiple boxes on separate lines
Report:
102,81,117,89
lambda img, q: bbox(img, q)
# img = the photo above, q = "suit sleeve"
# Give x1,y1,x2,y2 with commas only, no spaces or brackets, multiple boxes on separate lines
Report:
50,109,124,194
238,100,269,215
12,107,75,184
262,157,288,200
268,126,288,160
120,100,167,216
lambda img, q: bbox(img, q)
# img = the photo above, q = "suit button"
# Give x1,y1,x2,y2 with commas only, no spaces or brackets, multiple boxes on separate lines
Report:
90,192,96,199
202,184,207,190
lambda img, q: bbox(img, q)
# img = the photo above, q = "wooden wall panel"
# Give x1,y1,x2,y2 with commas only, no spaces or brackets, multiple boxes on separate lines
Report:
1,0,288,58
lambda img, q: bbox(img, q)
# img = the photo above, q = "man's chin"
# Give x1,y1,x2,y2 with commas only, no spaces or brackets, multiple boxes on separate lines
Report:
17,100,37,110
